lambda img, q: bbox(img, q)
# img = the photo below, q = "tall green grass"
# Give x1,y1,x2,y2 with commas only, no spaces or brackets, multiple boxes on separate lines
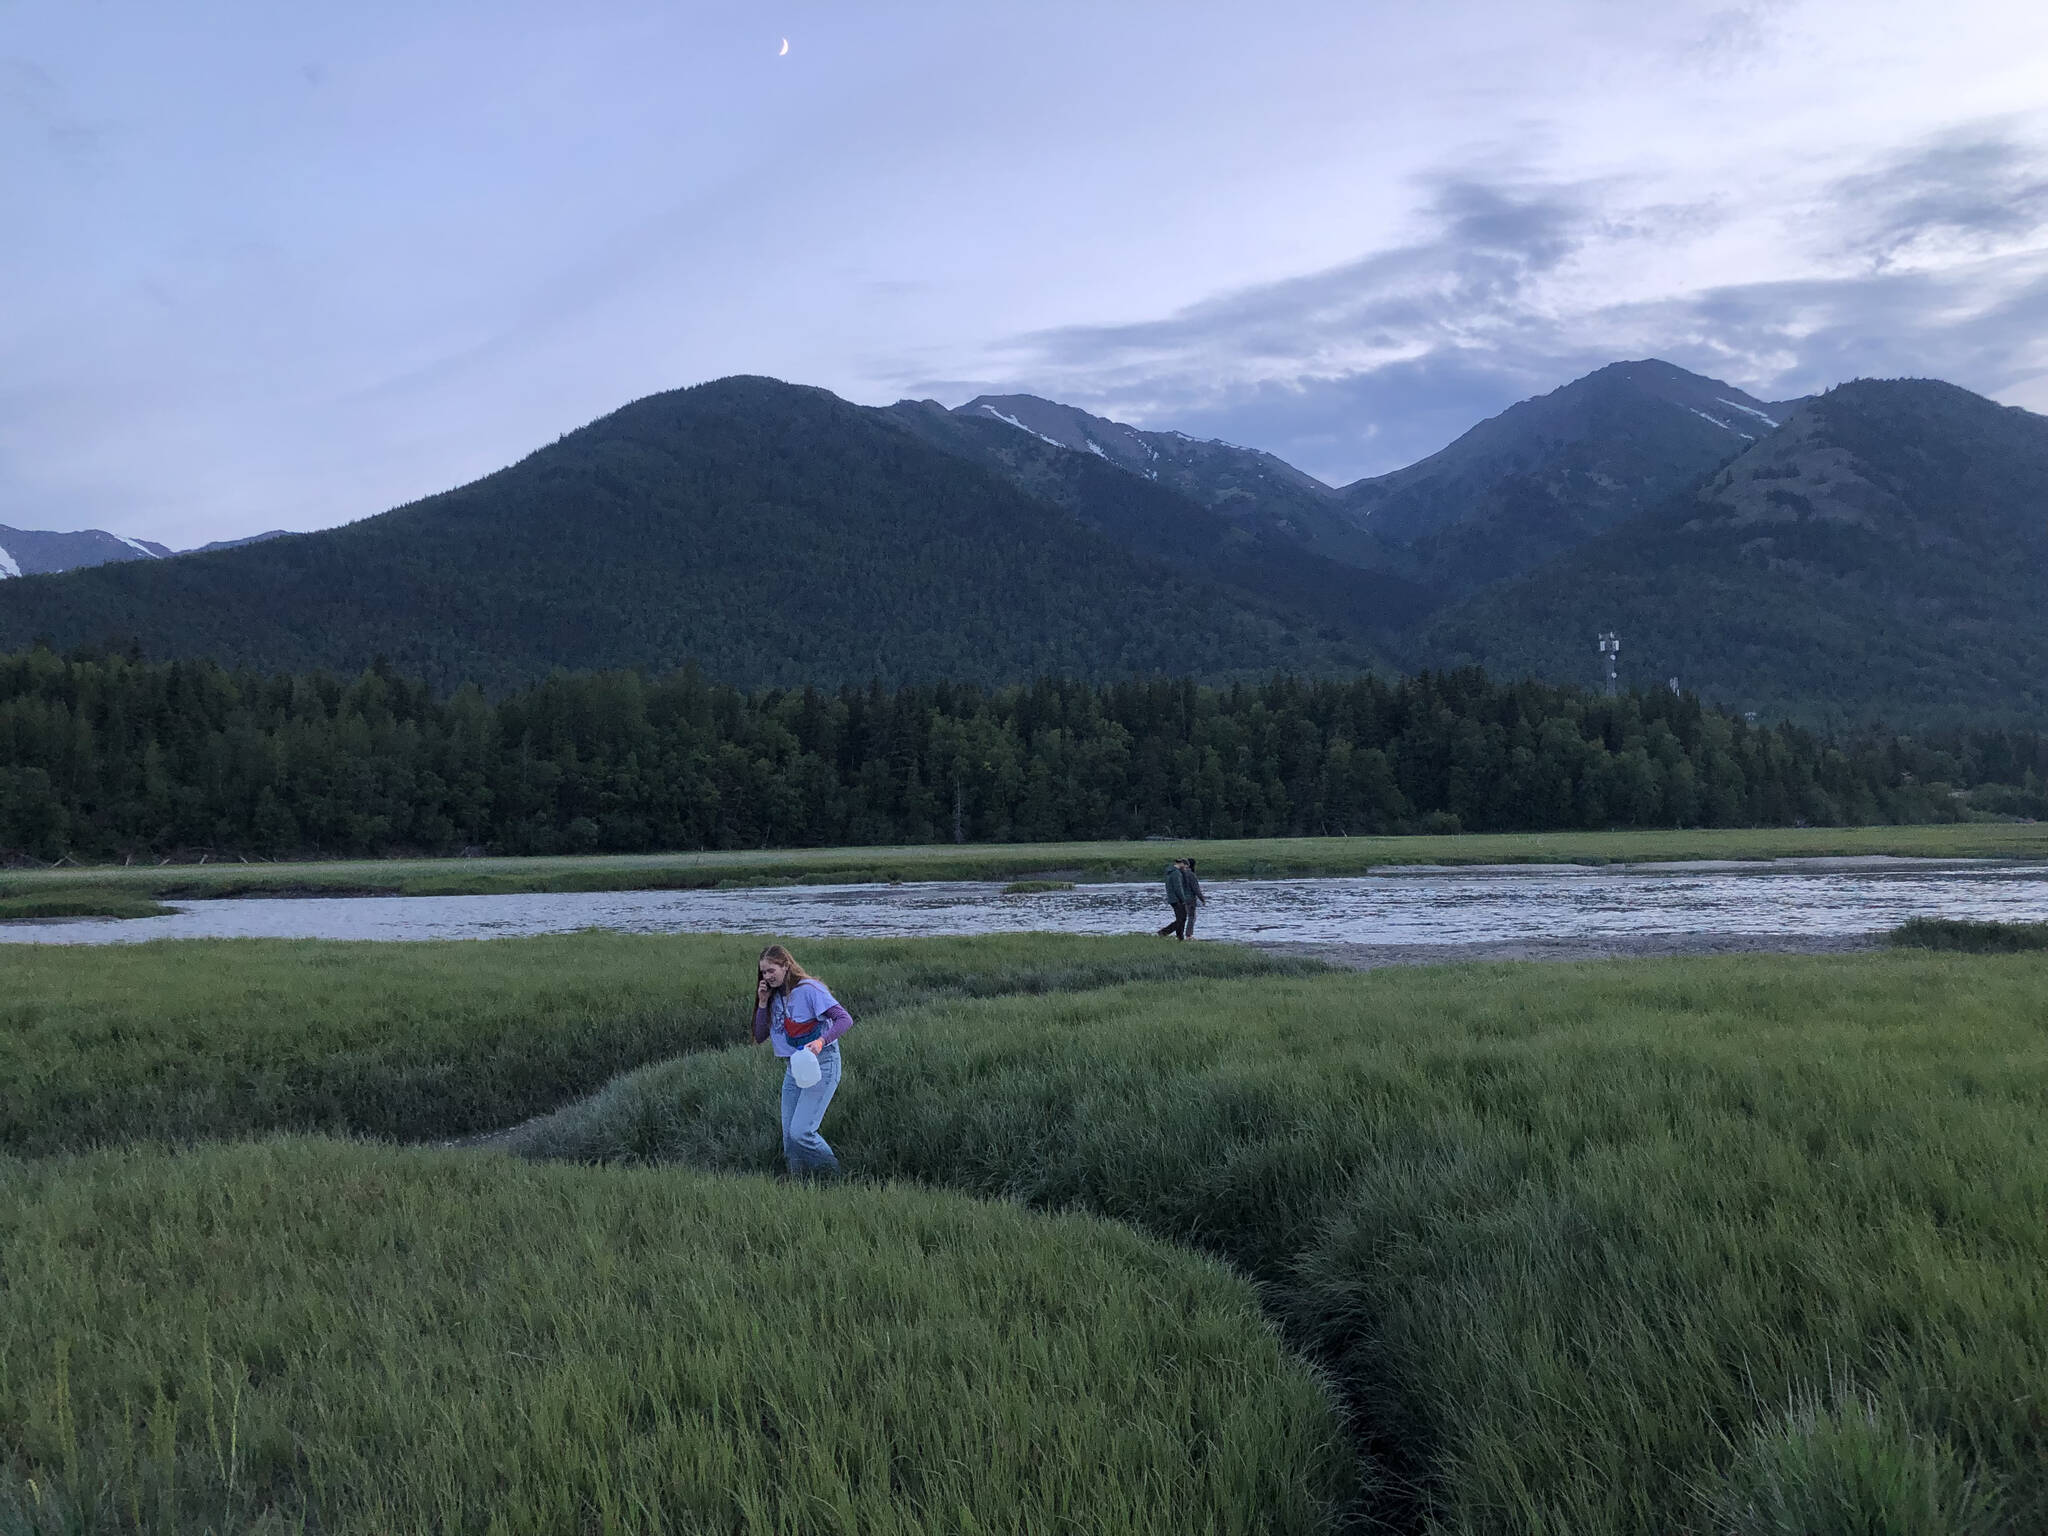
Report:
0,1140,1353,1534
4,820,2044,904
1890,916,2048,953
0,933,1306,1156
511,953,2048,1533
1696,1378,2007,1536
0,888,171,921
16,932,2048,1529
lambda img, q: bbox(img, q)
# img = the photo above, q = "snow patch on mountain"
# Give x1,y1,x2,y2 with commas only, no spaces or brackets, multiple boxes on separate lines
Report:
115,534,162,559
1687,407,1751,439
1717,398,1780,428
977,405,1065,449
0,544,18,579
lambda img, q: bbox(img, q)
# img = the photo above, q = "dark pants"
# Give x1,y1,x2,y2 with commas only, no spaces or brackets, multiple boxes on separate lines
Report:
1158,901,1189,939
1183,901,1199,939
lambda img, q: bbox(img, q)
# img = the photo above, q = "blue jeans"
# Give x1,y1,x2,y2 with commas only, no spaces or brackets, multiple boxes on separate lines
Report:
780,1042,842,1175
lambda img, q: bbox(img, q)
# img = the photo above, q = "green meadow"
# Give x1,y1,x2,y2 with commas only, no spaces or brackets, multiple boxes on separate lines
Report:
514,949,2048,1534
4,820,2047,910
4,931,2045,1532
2,1145,1348,1536
0,934,1300,1156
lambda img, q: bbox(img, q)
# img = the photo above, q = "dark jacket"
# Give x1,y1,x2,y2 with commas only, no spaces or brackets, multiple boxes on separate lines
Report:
1163,864,1188,905
1183,868,1206,904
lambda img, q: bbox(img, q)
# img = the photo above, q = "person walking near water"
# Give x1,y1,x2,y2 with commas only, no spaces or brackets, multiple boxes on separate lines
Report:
1181,858,1208,939
1157,858,1191,939
751,943,855,1178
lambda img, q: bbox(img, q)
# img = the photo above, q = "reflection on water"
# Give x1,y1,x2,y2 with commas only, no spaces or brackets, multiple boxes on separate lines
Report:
9,864,2048,946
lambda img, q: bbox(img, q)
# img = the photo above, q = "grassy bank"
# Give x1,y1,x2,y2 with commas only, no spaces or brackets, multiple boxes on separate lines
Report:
512,950,2048,1533
0,1140,1351,1535
4,821,2046,905
0,887,172,921
0,934,1306,1157
1891,916,2048,953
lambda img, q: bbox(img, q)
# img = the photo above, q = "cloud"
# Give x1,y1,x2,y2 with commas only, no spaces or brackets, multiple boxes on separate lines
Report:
915,172,1707,481
932,132,2048,485
1002,175,1607,396
1640,255,2048,402
1830,130,2048,271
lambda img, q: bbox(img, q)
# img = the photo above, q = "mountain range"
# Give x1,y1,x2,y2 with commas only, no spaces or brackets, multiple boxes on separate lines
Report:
932,392,1388,568
1421,377,2048,726
1340,360,1806,595
0,525,172,579
0,380,1375,691
2,361,2042,724
0,525,286,579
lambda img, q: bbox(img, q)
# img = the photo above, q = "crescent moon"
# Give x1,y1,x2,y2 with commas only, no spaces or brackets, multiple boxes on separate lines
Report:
779,37,789,55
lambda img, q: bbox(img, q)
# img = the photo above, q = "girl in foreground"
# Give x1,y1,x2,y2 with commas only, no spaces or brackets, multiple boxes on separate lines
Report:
751,943,855,1178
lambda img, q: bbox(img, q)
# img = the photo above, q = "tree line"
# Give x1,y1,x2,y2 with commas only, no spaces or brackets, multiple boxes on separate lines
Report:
2,645,2043,861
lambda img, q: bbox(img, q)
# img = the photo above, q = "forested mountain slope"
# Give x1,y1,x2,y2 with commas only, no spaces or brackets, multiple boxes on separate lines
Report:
0,378,1376,691
1419,379,2048,725
1339,360,1800,594
940,392,1385,567
919,362,1811,605
882,402,1433,633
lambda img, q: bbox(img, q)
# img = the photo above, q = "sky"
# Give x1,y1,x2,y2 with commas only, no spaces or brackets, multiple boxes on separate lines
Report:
5,0,2048,547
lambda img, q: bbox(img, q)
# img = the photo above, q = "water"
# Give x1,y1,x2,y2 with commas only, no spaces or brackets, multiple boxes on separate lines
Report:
9,863,2048,946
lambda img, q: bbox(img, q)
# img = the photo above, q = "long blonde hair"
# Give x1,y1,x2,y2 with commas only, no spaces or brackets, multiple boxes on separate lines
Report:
757,943,815,998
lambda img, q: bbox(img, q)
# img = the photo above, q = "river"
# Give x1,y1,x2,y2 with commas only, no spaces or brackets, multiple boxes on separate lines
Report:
8,859,2048,947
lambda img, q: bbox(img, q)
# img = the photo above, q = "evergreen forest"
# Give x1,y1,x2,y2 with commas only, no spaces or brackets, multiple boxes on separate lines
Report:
4,645,2044,861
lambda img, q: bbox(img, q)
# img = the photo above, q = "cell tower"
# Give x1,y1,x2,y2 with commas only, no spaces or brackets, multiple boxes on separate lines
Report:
1598,632,1620,698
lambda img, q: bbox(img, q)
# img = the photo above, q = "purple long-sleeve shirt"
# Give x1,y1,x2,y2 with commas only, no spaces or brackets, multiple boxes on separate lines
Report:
752,977,854,1057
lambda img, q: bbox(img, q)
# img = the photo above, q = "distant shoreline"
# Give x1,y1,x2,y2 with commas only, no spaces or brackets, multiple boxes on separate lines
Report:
6,824,2048,912
1365,854,2018,876
1256,932,1887,970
